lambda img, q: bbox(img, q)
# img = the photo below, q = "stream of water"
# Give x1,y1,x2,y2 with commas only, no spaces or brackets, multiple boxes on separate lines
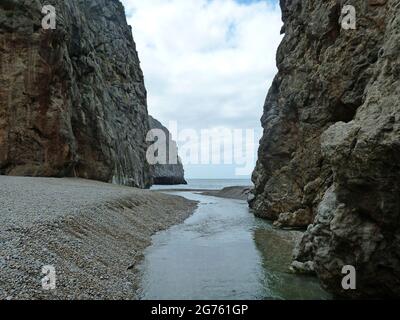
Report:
137,191,330,300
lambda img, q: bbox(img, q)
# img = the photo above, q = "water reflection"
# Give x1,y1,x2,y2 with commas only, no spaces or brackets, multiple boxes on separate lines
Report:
253,226,331,300
138,192,330,300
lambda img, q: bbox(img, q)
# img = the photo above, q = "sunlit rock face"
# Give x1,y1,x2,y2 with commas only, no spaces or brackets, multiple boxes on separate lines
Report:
148,116,187,185
0,0,152,188
251,0,399,297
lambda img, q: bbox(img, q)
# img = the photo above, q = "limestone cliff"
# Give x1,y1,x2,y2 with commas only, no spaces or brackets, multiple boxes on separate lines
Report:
0,0,152,188
148,116,187,185
251,0,399,297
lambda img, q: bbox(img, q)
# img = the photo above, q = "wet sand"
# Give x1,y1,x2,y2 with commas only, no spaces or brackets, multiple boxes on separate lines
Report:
153,186,253,201
200,186,252,200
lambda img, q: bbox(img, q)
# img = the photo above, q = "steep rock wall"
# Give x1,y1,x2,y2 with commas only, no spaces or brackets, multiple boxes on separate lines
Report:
251,0,399,297
0,0,152,188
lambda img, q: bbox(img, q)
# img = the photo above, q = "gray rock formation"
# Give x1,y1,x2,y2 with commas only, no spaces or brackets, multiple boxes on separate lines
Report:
0,0,152,188
251,0,399,297
148,116,187,185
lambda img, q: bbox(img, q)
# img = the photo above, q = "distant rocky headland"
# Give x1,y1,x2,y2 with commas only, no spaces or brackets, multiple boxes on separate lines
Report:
148,116,187,185
0,0,185,188
250,0,399,298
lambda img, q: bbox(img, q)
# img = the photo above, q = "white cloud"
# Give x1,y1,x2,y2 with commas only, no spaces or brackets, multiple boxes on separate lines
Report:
121,0,282,178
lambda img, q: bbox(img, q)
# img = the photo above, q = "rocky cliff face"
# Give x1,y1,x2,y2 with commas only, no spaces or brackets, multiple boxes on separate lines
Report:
148,116,187,185
0,0,152,188
251,0,399,297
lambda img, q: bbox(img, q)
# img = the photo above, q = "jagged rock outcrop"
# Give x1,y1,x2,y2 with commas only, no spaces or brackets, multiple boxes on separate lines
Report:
251,0,399,297
0,0,152,188
148,116,187,185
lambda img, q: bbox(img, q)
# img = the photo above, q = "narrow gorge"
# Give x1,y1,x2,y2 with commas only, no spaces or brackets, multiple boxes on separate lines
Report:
250,0,399,298
1,0,399,301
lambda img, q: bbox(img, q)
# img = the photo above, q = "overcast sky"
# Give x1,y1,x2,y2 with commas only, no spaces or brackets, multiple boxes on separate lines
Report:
121,0,282,179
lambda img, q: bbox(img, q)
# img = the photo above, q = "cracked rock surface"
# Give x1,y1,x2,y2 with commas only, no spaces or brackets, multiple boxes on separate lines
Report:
0,0,152,188
251,0,399,297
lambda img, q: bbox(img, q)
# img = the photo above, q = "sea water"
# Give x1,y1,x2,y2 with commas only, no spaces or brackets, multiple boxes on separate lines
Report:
151,179,253,190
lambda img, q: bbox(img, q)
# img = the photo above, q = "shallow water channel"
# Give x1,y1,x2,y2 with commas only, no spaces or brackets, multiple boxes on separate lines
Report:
138,192,330,300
